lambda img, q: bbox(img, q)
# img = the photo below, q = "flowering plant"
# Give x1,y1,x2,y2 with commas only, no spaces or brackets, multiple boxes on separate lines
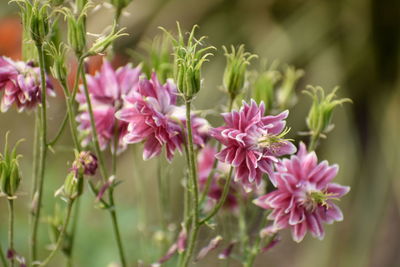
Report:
0,1,351,267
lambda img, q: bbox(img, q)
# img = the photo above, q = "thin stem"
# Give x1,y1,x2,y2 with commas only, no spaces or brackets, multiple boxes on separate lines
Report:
29,111,39,264
199,96,234,205
31,43,49,263
38,200,74,267
180,101,200,267
243,233,276,267
66,197,80,267
238,198,248,253
199,167,233,225
8,199,15,267
308,132,320,152
0,241,7,267
80,63,127,267
47,112,68,147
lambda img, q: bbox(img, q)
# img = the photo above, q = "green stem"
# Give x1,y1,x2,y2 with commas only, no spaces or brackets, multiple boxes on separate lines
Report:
238,198,248,253
38,200,74,267
308,131,321,152
31,43,49,263
199,95,234,205
0,241,7,267
80,63,127,267
8,199,14,267
199,167,233,225
180,101,200,267
66,198,80,267
47,112,68,147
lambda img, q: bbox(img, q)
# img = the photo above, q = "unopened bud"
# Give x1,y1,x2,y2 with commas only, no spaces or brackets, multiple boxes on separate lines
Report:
161,23,215,101
30,1,50,45
195,235,223,261
86,21,127,56
304,86,351,137
72,151,98,176
276,66,304,109
223,45,257,99
0,134,23,198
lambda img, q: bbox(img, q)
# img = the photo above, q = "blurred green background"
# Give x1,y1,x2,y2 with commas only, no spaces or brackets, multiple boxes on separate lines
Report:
0,0,399,266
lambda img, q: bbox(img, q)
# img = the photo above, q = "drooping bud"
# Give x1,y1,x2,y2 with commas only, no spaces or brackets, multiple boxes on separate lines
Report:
304,86,352,137
222,45,257,100
177,224,187,253
276,65,304,109
151,243,178,267
195,235,223,261
72,151,98,176
86,21,128,56
252,60,281,112
218,241,236,260
0,133,23,198
161,23,215,101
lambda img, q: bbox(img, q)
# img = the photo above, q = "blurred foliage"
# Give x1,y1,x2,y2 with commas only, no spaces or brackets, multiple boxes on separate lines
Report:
0,0,399,266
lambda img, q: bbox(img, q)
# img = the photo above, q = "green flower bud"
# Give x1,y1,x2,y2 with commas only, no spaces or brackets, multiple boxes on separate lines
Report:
0,133,23,198
222,45,257,99
86,21,128,56
58,172,83,200
30,1,50,45
304,86,352,137
252,60,281,112
47,43,68,81
276,66,304,109
161,23,215,101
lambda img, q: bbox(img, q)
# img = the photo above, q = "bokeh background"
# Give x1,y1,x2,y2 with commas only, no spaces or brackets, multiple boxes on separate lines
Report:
0,0,399,266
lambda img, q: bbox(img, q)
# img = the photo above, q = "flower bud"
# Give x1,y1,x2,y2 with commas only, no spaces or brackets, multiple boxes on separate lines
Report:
67,13,87,56
276,65,304,109
223,45,257,99
59,172,83,200
304,86,352,137
30,1,50,45
195,235,223,261
0,134,23,198
252,60,281,112
72,151,98,176
47,43,68,81
161,23,215,101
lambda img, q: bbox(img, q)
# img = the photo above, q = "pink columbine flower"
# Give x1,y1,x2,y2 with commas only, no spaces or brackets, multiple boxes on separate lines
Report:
211,100,296,191
76,60,141,152
115,73,182,161
253,142,350,242
0,56,54,112
115,73,210,161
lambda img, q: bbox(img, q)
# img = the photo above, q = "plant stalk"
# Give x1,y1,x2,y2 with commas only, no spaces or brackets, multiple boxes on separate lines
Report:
80,63,127,267
38,200,74,267
8,199,15,267
30,43,49,263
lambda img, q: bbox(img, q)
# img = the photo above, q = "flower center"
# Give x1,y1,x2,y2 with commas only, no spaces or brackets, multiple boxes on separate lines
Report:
302,190,338,211
257,127,292,149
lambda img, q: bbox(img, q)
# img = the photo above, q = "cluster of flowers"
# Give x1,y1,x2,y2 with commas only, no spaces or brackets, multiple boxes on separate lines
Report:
1,53,349,244
0,56,54,112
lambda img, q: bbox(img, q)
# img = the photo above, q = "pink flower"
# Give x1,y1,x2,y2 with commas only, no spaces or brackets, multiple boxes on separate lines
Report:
76,60,141,152
115,73,183,161
211,100,296,191
253,142,350,242
0,56,54,112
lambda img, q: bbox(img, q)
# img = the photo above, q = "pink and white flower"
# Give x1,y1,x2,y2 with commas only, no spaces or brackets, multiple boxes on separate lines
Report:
0,56,54,112
76,60,141,152
211,100,296,191
253,142,350,242
116,73,210,162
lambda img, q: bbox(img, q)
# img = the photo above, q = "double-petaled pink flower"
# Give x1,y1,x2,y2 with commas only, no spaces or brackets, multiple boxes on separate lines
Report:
116,73,209,162
253,142,350,242
0,56,54,112
76,60,141,152
211,100,296,191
